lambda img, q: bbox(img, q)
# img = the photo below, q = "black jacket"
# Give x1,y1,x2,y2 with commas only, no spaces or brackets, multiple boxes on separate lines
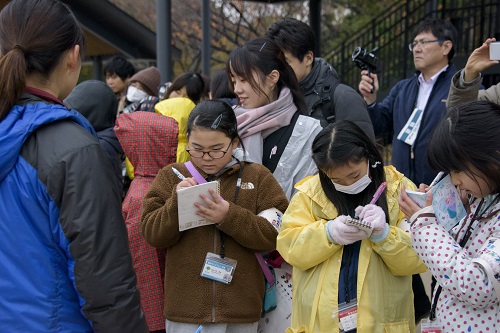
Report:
64,80,124,189
300,57,376,141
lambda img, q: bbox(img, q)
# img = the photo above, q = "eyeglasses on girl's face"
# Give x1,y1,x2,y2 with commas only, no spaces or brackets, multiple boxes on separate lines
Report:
185,141,233,159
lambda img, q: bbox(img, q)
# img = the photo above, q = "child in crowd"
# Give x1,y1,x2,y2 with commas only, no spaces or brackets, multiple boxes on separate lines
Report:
400,100,500,332
277,120,427,333
155,72,206,163
162,71,205,104
119,66,162,190
104,55,136,112
115,110,179,333
141,100,288,333
227,37,322,199
121,66,161,114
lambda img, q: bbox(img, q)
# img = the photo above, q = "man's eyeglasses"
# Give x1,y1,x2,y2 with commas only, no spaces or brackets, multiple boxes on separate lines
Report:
186,142,232,159
408,39,445,51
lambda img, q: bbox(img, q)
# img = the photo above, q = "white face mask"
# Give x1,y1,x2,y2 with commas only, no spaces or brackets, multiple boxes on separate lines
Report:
332,164,372,195
126,86,148,103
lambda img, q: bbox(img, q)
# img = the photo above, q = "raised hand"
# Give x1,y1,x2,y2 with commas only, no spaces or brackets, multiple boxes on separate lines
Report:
464,38,499,82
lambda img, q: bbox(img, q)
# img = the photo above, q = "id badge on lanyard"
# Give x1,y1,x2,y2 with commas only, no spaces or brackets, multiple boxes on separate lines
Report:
420,318,443,333
333,299,358,332
397,107,423,146
200,252,237,284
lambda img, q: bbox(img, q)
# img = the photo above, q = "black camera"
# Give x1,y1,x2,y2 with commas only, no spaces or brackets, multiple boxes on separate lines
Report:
352,46,379,72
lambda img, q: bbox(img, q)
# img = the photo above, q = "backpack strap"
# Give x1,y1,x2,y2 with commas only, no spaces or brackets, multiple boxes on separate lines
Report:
311,71,342,124
256,252,275,285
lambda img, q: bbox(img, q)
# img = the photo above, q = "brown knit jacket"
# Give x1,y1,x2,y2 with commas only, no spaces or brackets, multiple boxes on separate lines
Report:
141,161,289,324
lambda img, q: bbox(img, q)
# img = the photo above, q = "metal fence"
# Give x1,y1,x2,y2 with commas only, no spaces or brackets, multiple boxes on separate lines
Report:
325,0,500,95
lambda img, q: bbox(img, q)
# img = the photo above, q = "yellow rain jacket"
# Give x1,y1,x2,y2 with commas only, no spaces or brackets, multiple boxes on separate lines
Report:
155,97,195,163
277,166,427,333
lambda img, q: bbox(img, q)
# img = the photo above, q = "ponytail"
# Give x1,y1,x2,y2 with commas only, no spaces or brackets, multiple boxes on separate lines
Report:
0,0,85,121
0,47,28,120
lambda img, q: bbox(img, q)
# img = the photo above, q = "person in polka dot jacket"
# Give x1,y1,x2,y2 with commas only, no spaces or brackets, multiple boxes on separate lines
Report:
399,100,500,332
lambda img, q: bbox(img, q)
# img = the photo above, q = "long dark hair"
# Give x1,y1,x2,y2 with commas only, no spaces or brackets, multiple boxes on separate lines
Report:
226,37,306,114
0,0,86,121
164,71,205,104
210,69,236,101
428,100,500,196
312,120,389,221
187,100,244,152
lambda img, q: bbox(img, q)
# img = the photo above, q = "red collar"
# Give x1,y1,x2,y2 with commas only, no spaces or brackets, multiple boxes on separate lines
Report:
25,87,66,107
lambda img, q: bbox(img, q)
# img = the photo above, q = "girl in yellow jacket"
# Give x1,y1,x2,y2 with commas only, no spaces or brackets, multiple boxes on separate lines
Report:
277,120,427,333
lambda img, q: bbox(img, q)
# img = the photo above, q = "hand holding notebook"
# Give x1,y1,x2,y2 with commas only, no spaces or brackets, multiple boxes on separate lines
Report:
177,180,221,231
173,167,222,231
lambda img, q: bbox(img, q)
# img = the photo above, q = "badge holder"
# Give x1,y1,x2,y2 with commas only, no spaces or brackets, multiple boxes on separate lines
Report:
200,252,237,284
420,318,443,333
397,107,423,146
333,299,358,333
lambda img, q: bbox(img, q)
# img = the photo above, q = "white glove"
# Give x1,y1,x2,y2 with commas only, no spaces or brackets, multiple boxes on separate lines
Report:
355,204,390,242
326,215,370,245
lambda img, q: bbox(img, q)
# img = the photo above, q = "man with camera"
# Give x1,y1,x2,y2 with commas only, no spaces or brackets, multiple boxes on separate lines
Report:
359,18,457,186
266,18,375,141
358,18,458,323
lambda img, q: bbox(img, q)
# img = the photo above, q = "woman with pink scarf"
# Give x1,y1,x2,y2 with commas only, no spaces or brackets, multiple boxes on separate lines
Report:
226,38,322,199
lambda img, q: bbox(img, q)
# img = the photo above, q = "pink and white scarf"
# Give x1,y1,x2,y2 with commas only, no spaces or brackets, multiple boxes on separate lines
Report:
233,87,297,163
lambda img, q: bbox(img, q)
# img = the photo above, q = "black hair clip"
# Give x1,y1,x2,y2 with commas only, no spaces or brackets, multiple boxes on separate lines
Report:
211,114,223,130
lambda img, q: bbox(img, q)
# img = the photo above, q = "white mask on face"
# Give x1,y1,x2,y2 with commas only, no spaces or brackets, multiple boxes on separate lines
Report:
331,164,372,195
126,86,148,103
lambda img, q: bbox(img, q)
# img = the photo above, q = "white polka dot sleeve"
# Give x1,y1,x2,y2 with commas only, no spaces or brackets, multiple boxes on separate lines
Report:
410,202,500,309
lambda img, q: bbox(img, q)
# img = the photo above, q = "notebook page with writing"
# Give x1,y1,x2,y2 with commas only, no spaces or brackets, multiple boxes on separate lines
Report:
177,181,220,231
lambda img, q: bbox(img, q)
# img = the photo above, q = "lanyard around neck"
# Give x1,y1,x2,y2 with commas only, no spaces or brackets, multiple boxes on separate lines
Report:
184,160,243,258
431,194,499,321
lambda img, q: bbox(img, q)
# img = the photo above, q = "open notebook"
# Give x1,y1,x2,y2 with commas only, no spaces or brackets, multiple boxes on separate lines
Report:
177,180,220,231
407,174,466,231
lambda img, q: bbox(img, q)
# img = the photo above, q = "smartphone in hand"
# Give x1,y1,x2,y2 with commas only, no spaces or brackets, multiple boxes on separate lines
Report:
490,42,500,60
405,190,427,208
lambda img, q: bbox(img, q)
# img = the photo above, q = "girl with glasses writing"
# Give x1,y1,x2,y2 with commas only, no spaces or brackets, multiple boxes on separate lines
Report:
141,100,288,333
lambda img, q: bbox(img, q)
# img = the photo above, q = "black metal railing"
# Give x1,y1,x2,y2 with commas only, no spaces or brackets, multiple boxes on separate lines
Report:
326,0,500,95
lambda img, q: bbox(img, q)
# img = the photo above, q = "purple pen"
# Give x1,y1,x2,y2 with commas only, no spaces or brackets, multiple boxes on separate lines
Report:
352,181,388,220
370,181,387,204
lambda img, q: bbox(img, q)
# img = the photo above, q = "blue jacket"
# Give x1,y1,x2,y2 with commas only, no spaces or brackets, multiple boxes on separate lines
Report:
0,94,147,332
368,64,456,185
